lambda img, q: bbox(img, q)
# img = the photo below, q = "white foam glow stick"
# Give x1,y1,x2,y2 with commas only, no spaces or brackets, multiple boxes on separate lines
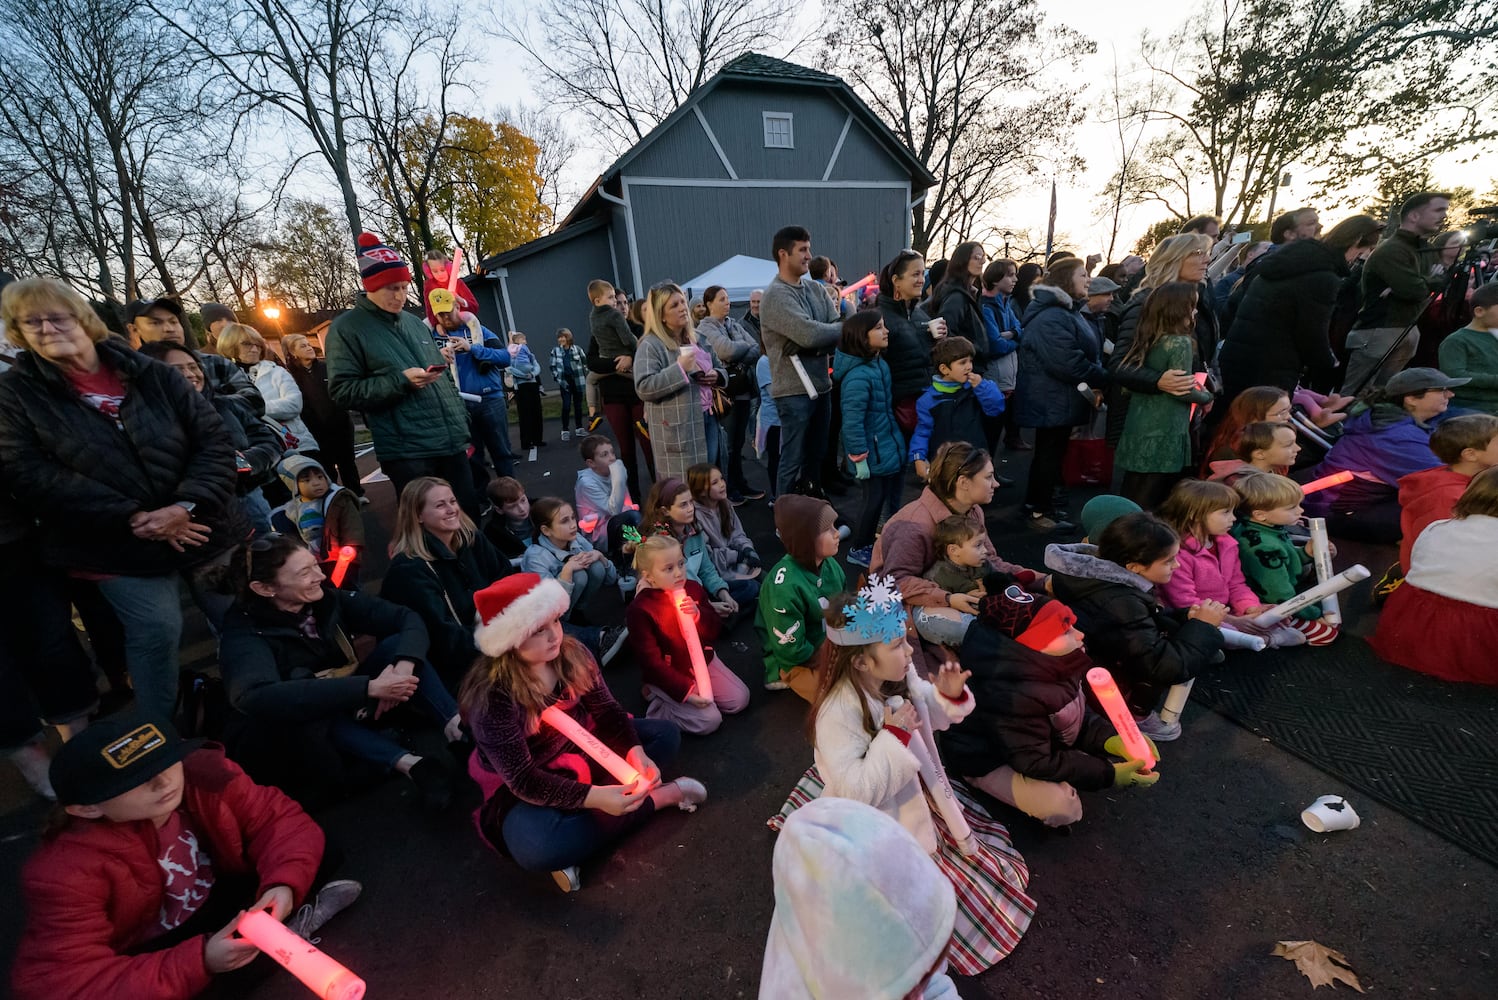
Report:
891,666,977,856
1249,565,1369,627
1308,518,1340,625
788,355,819,399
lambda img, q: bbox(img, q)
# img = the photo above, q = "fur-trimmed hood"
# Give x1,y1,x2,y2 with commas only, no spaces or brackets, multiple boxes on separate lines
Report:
1028,283,1075,310
1044,542,1153,593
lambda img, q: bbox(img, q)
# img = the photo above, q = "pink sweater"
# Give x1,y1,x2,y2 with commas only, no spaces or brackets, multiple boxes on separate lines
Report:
1158,534,1260,613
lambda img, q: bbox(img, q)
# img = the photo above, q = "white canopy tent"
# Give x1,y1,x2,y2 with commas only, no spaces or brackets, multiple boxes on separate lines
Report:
681,255,778,304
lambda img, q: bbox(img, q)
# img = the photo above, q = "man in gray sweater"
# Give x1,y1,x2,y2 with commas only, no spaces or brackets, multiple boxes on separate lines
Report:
1344,192,1450,393
760,225,843,496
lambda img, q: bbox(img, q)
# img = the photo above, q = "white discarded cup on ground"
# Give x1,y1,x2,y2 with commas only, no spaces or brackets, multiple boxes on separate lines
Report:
1301,795,1360,833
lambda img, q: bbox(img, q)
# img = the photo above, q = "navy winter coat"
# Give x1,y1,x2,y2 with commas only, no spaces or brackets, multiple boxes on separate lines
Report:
1013,285,1108,429
832,350,906,477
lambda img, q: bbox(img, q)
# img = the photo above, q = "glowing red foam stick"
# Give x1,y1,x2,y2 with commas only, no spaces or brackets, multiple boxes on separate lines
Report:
670,587,713,702
446,247,463,294
541,705,650,787
1086,667,1157,772
1301,470,1354,495
329,546,357,588
237,909,365,1000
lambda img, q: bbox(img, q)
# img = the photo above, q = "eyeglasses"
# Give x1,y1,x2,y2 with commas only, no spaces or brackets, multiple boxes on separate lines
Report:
169,362,203,376
17,313,78,333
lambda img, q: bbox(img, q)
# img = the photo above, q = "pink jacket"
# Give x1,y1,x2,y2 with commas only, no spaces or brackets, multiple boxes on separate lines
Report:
1158,534,1260,613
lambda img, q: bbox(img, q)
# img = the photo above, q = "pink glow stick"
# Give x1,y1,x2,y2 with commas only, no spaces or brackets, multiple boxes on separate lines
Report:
329,546,357,588
670,587,713,702
1086,667,1157,771
446,247,463,294
1301,470,1354,495
540,705,649,786
236,909,365,1000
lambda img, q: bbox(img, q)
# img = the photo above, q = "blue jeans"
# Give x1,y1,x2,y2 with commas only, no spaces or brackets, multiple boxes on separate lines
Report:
240,488,274,539
913,607,975,647
467,393,517,478
775,393,831,496
703,409,723,471
97,563,235,721
558,381,585,431
725,576,760,607
500,718,681,871
568,558,613,621
327,638,460,770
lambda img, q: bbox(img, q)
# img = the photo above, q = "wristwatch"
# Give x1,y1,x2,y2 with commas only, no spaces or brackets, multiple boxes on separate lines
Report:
174,501,197,515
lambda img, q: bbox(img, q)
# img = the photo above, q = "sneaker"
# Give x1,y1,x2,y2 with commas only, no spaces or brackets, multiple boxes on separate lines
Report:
9,741,55,801
848,545,873,567
996,474,1016,488
764,679,790,691
671,777,708,812
1026,510,1076,534
600,625,630,666
289,880,363,940
560,430,571,442
1373,561,1404,607
1135,711,1182,742
551,866,582,893
728,490,746,507
742,487,766,501
407,757,454,810
588,414,605,432
527,447,537,462
617,575,637,601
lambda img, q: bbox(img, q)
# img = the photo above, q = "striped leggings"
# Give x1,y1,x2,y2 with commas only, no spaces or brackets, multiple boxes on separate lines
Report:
1287,616,1340,646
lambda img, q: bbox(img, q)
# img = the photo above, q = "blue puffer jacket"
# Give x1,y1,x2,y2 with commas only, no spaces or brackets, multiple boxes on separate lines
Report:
1013,285,1108,429
832,350,906,477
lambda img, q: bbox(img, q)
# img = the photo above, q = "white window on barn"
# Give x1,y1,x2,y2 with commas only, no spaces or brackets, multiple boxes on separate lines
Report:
763,112,794,149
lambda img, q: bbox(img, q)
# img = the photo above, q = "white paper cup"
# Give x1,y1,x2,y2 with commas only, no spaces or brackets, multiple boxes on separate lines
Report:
927,319,945,339
678,345,694,358
1301,795,1360,833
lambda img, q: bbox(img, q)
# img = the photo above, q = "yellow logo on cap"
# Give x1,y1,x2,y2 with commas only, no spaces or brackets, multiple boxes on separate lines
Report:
428,288,457,314
102,724,166,769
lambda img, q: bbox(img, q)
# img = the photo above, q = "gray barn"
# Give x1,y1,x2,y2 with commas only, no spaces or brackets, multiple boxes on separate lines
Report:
466,53,935,381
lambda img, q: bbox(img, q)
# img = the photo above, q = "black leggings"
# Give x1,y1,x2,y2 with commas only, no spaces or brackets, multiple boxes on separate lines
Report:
1024,426,1072,511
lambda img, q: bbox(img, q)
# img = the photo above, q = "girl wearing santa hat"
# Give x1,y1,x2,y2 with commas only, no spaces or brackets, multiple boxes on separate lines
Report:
461,573,707,892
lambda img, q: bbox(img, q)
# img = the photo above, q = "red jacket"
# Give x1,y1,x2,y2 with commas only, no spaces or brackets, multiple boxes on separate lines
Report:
626,581,722,701
12,748,325,1000
1398,465,1470,572
421,261,479,328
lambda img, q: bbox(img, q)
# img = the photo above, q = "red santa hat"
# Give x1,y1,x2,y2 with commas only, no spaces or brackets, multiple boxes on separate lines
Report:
473,574,571,657
356,232,412,292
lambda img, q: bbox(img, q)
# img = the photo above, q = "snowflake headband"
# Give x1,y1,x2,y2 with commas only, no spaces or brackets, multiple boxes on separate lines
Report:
824,574,906,646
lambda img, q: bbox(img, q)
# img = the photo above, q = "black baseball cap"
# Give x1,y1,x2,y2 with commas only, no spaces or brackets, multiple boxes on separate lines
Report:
123,297,185,323
51,714,202,806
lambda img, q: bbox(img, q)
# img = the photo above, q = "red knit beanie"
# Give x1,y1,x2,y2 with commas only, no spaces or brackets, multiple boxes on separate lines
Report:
1016,601,1077,652
356,232,412,293
978,585,1077,651
472,574,570,657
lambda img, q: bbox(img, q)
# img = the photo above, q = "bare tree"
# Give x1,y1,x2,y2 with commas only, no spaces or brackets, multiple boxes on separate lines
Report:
1095,48,1172,262
264,199,361,311
825,0,1092,256
502,0,789,150
500,105,580,229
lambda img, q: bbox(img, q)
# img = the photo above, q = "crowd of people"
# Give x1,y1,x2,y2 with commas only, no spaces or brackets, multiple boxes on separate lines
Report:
2,192,1496,998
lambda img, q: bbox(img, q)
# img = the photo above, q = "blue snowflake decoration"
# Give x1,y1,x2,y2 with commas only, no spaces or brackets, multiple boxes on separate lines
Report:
826,574,907,646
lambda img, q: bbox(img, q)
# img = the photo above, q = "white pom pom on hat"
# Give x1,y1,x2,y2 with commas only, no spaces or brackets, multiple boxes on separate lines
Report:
473,573,571,657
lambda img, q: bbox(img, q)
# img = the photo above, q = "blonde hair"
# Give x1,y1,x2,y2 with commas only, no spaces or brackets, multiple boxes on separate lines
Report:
1,278,113,349
1232,470,1303,515
216,322,268,362
1157,479,1239,543
643,282,696,350
1452,466,1498,520
280,333,313,361
632,533,683,577
1135,234,1214,297
390,476,477,561
459,635,598,734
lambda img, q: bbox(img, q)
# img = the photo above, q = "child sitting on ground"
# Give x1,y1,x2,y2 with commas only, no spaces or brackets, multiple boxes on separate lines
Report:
1206,420,1300,487
1046,512,1226,742
922,514,989,601
909,336,1006,481
482,477,534,564
1373,467,1498,685
11,714,355,1000
642,477,756,612
1230,472,1340,646
756,495,845,699
1157,479,1290,649
688,463,761,583
946,583,1159,828
270,454,366,587
769,577,1034,977
1397,413,1498,573
463,574,706,893
625,535,751,734
520,498,618,624
574,434,641,581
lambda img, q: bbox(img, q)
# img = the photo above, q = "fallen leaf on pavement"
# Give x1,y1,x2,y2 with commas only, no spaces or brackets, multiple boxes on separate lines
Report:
1272,940,1365,992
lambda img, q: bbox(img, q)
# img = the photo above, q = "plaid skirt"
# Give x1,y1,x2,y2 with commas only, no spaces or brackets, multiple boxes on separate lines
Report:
768,765,1036,976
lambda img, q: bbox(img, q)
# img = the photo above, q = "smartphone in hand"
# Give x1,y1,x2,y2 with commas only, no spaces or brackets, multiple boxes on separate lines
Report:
425,364,448,374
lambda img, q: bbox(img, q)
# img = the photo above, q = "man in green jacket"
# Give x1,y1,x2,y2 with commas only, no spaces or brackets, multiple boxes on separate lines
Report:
326,233,479,516
1344,192,1450,394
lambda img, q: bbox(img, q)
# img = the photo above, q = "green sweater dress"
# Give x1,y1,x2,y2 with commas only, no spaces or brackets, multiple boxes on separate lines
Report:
1113,335,1213,474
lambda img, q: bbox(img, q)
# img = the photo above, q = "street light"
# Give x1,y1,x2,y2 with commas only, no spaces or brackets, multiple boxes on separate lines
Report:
262,304,282,320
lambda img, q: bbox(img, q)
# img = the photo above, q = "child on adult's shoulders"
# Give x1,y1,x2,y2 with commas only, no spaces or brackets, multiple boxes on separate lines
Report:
11,714,358,1000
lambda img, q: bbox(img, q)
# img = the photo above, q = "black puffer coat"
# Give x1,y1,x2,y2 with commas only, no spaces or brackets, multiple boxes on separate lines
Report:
0,337,240,575
1044,543,1223,716
944,611,1117,788
931,281,990,364
876,293,936,402
380,531,514,683
219,585,430,722
1013,285,1108,428
1217,239,1349,397
208,386,284,493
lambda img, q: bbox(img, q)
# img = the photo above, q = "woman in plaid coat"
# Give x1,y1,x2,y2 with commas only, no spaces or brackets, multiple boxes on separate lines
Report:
634,283,726,483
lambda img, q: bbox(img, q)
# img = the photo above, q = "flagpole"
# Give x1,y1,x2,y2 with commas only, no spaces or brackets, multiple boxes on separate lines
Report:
1044,178,1058,261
